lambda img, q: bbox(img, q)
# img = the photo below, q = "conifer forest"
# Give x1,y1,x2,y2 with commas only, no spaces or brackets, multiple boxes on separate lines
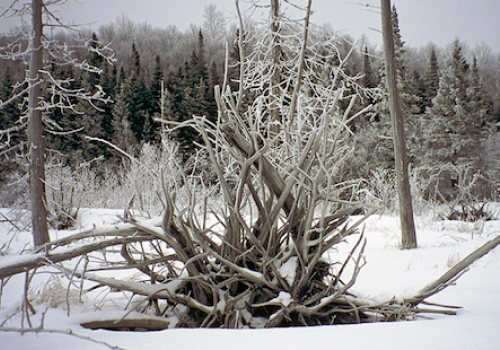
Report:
1,4,499,209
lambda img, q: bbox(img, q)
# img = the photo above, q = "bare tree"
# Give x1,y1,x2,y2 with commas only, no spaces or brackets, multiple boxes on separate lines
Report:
380,0,417,249
28,0,49,247
202,3,227,43
0,0,113,247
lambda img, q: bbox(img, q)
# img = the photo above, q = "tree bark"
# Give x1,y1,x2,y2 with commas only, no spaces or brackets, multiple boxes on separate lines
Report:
380,0,417,249
28,0,49,247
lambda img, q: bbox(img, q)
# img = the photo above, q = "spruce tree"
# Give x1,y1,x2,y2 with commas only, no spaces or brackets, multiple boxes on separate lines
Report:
87,32,104,92
165,31,217,160
423,40,485,199
145,55,164,143
469,55,494,128
422,47,440,111
98,63,116,158
127,43,148,145
112,84,136,156
361,45,375,89
0,67,22,146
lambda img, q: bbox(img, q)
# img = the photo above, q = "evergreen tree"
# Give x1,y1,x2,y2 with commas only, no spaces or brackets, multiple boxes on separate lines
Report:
145,55,164,143
422,47,440,111
0,66,23,184
361,45,375,89
362,5,409,171
0,66,22,145
150,55,163,115
87,32,105,92
131,42,141,80
423,40,486,199
98,63,116,158
228,28,244,92
391,5,405,80
469,55,494,128
424,41,468,164
127,43,148,144
112,84,136,156
165,31,218,160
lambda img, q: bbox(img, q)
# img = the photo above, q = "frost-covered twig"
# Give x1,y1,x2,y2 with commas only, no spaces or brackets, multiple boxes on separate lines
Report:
0,325,128,350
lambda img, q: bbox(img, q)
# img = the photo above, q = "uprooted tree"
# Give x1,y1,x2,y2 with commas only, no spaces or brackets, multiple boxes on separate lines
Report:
1,0,499,330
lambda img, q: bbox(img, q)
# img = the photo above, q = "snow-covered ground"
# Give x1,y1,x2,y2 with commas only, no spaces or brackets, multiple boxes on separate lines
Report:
1,208,499,350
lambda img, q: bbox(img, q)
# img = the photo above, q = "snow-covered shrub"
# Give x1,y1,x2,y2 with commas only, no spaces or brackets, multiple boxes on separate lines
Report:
359,166,429,215
30,274,82,309
0,154,29,208
359,168,397,213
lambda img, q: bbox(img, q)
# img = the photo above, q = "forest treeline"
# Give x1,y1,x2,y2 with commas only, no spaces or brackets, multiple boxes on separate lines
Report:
1,6,499,203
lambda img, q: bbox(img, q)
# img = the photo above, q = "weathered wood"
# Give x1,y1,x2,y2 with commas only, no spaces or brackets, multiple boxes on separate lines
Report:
407,234,500,304
29,0,49,248
380,0,417,249
0,236,153,280
224,123,296,215
81,317,170,331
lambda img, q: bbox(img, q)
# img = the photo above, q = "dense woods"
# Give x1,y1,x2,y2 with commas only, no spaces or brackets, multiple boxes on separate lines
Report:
1,4,500,207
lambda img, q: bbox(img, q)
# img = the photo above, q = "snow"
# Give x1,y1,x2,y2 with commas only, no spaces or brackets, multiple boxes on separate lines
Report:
1,208,500,350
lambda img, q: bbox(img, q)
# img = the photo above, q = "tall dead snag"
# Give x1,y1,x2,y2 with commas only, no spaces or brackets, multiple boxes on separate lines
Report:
2,1,114,247
28,0,49,247
380,0,417,249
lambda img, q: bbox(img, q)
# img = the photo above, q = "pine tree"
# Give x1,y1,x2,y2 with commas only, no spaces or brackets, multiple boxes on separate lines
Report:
165,31,217,160
391,5,405,81
469,55,494,128
363,5,408,171
87,32,104,92
228,28,244,92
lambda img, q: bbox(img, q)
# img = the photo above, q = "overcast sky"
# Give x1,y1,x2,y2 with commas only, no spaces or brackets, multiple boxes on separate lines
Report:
1,0,499,52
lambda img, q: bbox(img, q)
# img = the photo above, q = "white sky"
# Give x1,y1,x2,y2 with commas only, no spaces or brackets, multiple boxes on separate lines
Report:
1,0,499,52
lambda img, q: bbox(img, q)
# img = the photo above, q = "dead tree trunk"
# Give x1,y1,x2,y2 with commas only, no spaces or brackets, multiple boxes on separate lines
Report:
380,0,417,249
28,0,49,247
